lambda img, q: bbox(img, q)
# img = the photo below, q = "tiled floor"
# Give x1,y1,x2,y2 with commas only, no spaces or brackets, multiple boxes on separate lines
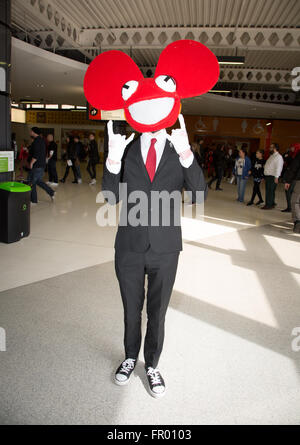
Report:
0,163,299,424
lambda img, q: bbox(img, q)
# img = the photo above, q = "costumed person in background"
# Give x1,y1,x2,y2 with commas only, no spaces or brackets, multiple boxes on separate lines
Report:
283,145,300,233
282,143,300,213
84,40,219,398
87,132,100,185
247,149,265,206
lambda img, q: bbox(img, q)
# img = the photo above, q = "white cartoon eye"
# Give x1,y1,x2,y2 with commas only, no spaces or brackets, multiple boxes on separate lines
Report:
155,75,176,93
122,80,139,100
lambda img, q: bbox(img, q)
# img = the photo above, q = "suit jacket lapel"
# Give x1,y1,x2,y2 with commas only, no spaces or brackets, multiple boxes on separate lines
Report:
153,140,174,182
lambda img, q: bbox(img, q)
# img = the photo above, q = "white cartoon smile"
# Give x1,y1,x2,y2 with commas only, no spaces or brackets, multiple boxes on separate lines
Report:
128,97,175,125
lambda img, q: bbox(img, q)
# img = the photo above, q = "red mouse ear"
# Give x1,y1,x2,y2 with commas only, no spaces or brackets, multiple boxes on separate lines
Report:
83,50,144,110
155,40,219,98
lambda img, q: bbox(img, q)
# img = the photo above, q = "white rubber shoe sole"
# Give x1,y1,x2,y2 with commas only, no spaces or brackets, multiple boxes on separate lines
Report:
149,388,166,399
114,374,132,386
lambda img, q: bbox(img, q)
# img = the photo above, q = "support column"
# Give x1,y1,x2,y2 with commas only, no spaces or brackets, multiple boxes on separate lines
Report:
0,0,12,182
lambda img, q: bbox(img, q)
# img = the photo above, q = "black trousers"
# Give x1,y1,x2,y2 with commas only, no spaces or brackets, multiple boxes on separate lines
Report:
285,181,296,210
265,175,277,207
250,180,263,203
63,160,78,182
87,159,97,179
208,167,223,189
115,247,179,368
48,159,58,183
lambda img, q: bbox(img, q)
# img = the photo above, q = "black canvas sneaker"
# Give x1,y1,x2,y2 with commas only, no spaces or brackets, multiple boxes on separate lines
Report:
146,367,166,398
114,358,136,385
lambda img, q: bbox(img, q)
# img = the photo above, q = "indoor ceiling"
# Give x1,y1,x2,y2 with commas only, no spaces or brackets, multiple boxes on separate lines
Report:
11,37,300,120
10,0,300,116
12,0,300,31
11,37,87,106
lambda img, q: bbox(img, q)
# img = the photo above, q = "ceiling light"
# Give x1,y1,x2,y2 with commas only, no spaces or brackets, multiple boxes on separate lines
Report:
217,56,245,65
45,104,59,109
209,89,231,93
20,100,41,104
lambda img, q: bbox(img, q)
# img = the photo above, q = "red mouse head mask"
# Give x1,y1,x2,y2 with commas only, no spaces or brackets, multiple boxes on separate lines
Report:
83,40,219,133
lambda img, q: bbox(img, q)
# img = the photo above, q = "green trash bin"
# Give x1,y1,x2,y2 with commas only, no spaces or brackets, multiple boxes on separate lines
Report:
0,182,31,243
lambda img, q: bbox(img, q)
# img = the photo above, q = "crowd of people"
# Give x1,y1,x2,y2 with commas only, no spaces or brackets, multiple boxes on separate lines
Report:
16,127,101,204
14,128,300,233
191,140,300,233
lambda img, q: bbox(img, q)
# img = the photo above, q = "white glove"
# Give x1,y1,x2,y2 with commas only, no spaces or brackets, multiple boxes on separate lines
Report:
107,120,135,163
166,114,190,155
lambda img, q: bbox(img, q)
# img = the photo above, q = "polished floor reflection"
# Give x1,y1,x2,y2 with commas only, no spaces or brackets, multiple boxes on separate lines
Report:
0,163,299,424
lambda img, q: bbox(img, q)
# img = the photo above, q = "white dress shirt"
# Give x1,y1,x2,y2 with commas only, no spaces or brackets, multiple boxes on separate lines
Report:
264,151,284,178
106,129,194,174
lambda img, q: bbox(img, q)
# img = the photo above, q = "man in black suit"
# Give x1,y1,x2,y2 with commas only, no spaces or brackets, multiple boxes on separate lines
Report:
102,115,207,398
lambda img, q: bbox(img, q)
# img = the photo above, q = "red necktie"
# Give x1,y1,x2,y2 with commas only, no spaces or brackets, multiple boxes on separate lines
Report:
145,138,157,182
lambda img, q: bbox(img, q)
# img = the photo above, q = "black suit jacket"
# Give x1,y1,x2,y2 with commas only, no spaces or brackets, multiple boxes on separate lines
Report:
102,137,207,253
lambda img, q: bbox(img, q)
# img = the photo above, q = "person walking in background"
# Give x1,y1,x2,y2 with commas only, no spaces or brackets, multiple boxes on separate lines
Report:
208,144,226,191
29,127,55,204
247,149,265,206
206,145,215,178
233,147,251,203
60,136,78,183
87,133,99,185
225,147,235,180
18,139,29,179
191,142,201,166
46,134,58,187
282,145,293,178
262,143,284,210
12,133,18,160
281,143,300,213
283,148,300,233
74,136,83,184
199,139,206,169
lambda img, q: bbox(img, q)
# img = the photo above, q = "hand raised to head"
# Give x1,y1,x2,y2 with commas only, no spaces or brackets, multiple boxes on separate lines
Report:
107,120,135,163
166,114,190,155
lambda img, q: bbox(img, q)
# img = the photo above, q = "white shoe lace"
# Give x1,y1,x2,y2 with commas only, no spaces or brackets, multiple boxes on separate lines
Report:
147,367,162,385
120,358,135,374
